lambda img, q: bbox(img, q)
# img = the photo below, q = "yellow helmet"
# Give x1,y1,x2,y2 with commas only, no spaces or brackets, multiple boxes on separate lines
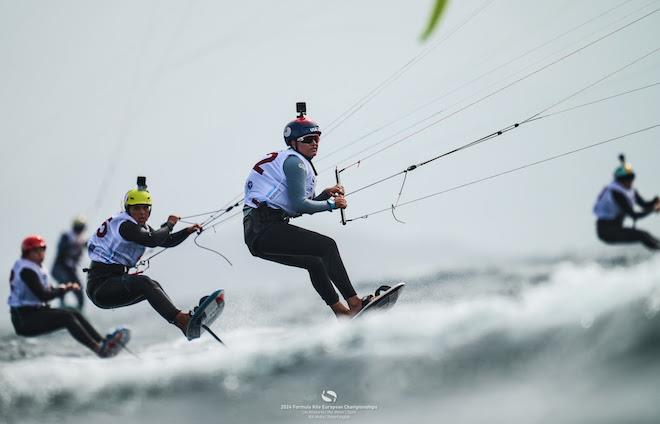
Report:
124,189,152,208
124,176,152,210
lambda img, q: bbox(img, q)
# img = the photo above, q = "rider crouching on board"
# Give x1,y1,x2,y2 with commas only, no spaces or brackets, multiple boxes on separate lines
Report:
594,155,660,250
9,235,126,358
86,177,206,338
243,103,371,318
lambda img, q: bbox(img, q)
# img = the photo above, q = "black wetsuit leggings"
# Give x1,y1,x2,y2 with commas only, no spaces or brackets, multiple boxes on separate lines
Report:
597,220,660,250
10,307,102,352
87,273,180,322
246,218,357,306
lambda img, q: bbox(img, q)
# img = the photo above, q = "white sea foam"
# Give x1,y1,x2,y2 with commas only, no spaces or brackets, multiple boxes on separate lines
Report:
2,255,660,419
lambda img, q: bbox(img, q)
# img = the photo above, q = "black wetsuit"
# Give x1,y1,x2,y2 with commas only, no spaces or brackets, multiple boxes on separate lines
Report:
597,190,659,250
51,231,85,309
244,206,357,306
243,154,357,306
86,221,192,322
10,269,103,351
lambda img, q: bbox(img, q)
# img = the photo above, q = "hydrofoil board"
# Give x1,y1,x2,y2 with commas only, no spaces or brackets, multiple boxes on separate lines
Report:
353,283,405,319
187,289,225,340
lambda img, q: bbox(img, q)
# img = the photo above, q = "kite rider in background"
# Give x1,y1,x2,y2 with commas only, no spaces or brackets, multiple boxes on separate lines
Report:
51,216,88,311
8,235,128,358
243,102,373,318
85,177,208,339
594,154,660,250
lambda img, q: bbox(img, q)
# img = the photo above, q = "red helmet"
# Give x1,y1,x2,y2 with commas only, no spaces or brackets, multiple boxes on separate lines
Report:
21,235,47,252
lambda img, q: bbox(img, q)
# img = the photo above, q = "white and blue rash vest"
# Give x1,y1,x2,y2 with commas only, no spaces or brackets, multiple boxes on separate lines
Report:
88,212,146,267
593,181,636,220
244,148,317,216
7,259,49,308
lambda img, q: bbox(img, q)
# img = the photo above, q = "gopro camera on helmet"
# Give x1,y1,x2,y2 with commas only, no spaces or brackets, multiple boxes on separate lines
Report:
296,102,307,118
137,176,147,191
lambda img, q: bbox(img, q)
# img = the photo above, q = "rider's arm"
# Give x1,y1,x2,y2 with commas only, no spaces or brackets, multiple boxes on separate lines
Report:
612,191,653,220
634,191,659,210
20,268,65,301
119,221,192,248
284,155,337,215
313,191,331,201
160,229,193,248
119,221,173,247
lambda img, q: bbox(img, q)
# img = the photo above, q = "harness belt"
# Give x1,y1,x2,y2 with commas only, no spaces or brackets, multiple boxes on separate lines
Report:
83,261,129,276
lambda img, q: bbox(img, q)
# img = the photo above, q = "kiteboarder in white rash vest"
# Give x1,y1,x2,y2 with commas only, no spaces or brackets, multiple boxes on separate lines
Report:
86,177,208,339
8,235,127,358
594,154,660,250
243,103,372,318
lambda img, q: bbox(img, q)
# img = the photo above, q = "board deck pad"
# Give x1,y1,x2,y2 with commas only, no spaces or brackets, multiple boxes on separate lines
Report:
187,289,225,340
353,283,405,319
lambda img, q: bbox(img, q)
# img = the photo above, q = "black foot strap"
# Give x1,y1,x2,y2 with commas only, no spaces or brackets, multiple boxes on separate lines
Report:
375,285,391,297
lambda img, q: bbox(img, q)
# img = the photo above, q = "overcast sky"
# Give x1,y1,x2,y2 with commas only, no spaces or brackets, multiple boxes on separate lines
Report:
1,0,659,303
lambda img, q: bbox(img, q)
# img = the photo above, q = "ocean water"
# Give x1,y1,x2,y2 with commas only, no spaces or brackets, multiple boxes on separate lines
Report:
2,252,660,424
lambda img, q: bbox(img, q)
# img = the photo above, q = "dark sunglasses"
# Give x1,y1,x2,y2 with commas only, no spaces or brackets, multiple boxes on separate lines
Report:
296,135,320,144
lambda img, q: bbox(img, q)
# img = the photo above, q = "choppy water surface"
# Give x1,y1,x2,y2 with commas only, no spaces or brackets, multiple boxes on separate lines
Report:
2,253,660,424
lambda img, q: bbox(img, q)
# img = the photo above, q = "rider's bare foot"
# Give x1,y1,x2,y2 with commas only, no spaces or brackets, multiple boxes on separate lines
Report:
349,294,374,316
174,311,191,335
347,295,364,315
330,301,352,318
